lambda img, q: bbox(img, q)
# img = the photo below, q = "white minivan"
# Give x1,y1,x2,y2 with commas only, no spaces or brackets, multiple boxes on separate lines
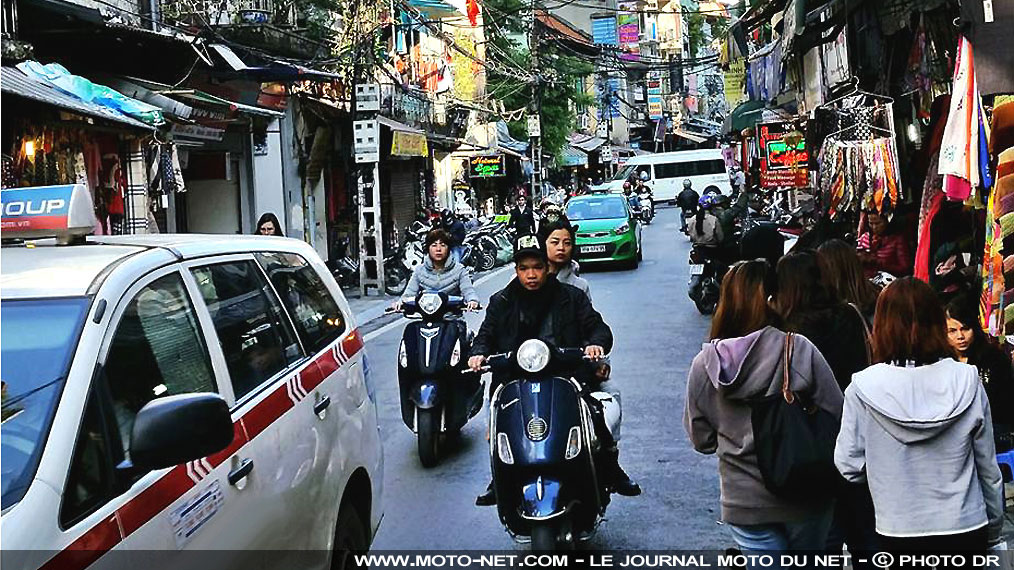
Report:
595,149,733,202
1,184,383,570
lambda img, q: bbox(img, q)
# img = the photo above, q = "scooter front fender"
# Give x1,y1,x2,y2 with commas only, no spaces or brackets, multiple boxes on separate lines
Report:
519,477,567,521
410,380,441,409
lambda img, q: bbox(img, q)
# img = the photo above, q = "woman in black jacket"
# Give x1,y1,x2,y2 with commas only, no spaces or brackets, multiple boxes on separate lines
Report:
946,296,1014,452
774,250,878,567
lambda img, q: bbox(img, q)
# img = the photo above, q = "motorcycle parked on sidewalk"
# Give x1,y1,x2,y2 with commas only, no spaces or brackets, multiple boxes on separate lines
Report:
385,221,429,296
393,292,484,467
332,236,361,288
479,340,621,551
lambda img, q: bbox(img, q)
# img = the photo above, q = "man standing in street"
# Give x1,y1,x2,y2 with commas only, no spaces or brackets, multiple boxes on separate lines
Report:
508,194,536,236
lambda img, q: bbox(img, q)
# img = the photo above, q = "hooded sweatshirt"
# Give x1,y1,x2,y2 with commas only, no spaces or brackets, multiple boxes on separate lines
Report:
684,326,844,525
555,260,591,299
834,359,1004,542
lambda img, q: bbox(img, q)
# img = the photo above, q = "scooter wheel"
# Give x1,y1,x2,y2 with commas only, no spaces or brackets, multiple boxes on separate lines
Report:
530,522,557,552
417,408,440,468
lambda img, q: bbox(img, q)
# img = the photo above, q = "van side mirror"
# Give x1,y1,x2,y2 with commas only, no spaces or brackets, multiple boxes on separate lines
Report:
130,393,233,471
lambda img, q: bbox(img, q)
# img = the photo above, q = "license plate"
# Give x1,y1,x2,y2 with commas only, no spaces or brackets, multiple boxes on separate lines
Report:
581,245,607,253
689,264,704,275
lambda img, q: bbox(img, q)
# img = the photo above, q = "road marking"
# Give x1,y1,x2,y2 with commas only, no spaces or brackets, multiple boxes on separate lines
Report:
364,264,514,342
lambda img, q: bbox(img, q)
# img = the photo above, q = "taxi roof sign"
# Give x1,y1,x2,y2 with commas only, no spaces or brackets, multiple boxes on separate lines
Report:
1,184,96,243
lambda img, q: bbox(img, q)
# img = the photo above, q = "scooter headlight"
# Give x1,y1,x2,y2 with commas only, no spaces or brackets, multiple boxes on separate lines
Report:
399,340,408,368
516,339,551,373
449,338,461,367
496,432,514,464
418,292,443,316
564,426,582,460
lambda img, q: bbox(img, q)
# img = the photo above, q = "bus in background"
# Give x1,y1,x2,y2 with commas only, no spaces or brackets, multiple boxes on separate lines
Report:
593,149,733,203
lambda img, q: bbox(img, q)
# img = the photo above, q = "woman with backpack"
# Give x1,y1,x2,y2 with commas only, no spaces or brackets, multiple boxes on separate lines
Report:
835,278,1005,562
684,260,844,565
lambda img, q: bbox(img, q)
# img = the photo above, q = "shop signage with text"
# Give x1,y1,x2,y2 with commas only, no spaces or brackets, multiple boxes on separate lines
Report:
758,122,809,188
391,131,428,157
469,155,505,178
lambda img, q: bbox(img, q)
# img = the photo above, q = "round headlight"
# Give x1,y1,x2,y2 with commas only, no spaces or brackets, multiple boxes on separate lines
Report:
517,339,551,373
418,292,443,316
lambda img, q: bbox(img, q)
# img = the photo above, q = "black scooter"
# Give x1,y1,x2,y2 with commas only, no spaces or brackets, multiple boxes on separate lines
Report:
394,292,484,467
687,245,728,315
478,340,620,551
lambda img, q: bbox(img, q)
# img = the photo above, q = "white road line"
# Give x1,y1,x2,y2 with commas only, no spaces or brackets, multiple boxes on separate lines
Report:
363,264,514,342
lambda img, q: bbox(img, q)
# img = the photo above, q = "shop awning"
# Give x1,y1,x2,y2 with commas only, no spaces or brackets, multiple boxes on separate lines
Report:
570,134,607,153
560,145,589,167
208,43,341,82
378,115,426,134
675,129,709,143
1,66,155,131
119,76,283,118
724,100,767,134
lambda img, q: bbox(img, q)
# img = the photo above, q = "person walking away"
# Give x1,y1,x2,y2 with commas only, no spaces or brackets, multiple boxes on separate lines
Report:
946,296,1014,453
470,234,639,506
256,212,284,236
394,229,479,310
816,239,881,324
508,195,536,236
835,278,1005,568
677,180,701,233
539,216,590,299
773,251,878,566
440,209,467,263
685,260,843,568
857,211,913,278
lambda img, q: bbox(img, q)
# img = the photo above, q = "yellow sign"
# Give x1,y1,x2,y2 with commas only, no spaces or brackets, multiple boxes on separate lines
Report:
391,131,429,157
724,58,746,108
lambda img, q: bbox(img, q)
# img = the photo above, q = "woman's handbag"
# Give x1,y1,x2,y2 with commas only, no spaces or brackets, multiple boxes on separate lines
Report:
751,333,842,499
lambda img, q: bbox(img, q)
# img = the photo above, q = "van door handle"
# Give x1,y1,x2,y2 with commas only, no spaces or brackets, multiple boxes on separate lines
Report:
313,395,331,416
228,458,254,486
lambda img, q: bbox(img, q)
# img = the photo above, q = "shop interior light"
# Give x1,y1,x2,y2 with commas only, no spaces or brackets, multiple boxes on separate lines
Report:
23,140,35,158
907,123,919,143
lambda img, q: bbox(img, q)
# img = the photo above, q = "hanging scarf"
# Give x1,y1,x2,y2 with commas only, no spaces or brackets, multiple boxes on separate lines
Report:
939,36,989,202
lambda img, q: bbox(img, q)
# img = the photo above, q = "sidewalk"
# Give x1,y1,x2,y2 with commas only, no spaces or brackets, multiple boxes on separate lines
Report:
344,265,514,328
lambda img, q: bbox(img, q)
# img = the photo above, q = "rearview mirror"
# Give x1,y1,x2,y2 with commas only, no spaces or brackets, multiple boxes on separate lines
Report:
130,393,234,471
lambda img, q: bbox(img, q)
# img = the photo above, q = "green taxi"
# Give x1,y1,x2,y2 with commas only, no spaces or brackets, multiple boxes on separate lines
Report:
565,193,642,268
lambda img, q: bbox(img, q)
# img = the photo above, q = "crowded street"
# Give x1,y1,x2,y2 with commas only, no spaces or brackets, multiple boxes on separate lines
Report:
366,207,727,551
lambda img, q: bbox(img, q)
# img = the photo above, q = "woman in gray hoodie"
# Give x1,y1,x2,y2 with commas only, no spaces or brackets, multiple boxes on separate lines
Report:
397,229,479,308
539,216,591,299
685,260,844,562
835,277,1004,556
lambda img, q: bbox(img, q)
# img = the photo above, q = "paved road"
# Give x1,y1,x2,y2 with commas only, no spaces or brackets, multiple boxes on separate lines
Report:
363,207,728,550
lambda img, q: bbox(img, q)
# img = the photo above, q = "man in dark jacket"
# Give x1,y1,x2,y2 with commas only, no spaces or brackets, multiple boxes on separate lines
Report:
469,234,640,505
440,209,467,262
676,180,700,232
507,195,536,236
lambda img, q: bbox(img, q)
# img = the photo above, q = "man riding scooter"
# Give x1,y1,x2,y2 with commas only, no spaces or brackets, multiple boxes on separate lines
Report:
470,235,641,506
676,180,700,234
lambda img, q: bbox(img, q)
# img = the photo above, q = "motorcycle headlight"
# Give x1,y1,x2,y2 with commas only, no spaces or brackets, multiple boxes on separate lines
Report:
564,426,582,460
615,222,630,235
418,292,443,316
399,340,408,368
449,338,461,367
516,339,551,373
497,432,514,464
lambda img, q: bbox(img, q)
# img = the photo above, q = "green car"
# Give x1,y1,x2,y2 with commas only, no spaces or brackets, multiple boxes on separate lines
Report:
565,193,643,268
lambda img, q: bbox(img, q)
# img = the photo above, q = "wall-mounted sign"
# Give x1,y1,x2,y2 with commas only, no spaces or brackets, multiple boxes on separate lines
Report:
591,16,619,46
758,122,809,188
469,154,505,178
391,131,428,157
527,115,541,137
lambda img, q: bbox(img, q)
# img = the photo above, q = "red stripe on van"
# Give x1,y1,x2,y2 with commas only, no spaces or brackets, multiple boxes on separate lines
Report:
39,515,119,570
115,464,194,536
240,386,292,440
341,329,364,362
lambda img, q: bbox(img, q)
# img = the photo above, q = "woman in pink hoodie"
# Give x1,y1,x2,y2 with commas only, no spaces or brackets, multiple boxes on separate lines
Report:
685,260,844,566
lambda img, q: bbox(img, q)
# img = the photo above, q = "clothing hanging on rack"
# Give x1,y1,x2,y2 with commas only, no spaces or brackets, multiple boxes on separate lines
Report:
939,36,991,203
818,136,903,219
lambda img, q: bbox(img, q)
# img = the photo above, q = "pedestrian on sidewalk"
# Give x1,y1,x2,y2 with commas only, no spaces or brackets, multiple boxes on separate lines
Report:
685,260,843,566
394,229,479,310
817,239,881,324
945,295,1014,453
773,251,878,566
255,212,284,236
835,278,1005,567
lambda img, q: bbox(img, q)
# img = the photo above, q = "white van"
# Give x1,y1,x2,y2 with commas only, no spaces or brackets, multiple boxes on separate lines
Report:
595,149,733,202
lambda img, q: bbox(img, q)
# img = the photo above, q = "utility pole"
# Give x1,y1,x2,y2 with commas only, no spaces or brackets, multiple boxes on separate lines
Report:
527,0,543,201
352,31,384,296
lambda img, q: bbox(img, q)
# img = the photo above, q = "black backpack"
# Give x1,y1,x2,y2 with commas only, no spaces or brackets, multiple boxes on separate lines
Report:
751,333,842,499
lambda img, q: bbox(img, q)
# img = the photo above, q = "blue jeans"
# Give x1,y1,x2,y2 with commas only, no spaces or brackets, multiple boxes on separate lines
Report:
726,507,834,570
451,245,464,263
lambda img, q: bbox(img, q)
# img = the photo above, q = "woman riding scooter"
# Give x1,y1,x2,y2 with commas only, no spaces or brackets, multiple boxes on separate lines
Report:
394,229,480,310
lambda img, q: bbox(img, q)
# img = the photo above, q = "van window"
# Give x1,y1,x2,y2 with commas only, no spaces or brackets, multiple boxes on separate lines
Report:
192,261,302,401
61,394,115,527
654,159,727,179
104,272,217,462
256,252,347,354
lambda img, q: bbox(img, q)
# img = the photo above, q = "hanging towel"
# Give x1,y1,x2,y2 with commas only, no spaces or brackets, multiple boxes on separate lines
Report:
939,37,982,201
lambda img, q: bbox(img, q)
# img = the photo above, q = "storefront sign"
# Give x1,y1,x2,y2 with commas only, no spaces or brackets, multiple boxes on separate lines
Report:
171,123,225,141
724,59,746,108
617,11,640,61
468,155,505,178
591,16,619,45
758,122,809,188
391,131,429,157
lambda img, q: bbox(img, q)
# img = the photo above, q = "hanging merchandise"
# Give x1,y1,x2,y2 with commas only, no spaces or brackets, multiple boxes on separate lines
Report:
815,91,903,219
938,37,991,203
981,99,1014,338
